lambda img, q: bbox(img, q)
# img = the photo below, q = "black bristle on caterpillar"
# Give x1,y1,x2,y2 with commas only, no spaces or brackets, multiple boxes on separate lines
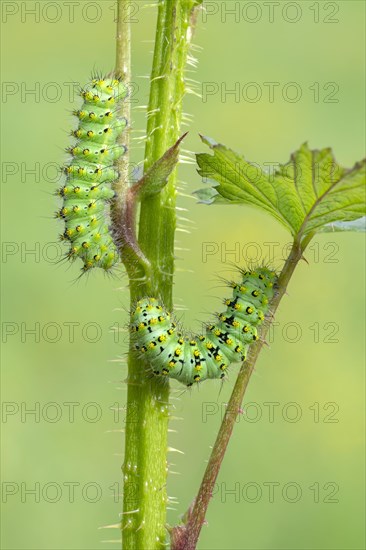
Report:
57,76,128,272
130,267,277,386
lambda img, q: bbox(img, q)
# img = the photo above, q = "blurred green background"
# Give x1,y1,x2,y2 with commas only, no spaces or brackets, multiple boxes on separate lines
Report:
1,1,365,549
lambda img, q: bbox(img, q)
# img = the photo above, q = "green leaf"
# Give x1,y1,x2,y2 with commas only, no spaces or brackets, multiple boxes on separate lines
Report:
318,216,366,233
196,137,366,243
133,133,188,199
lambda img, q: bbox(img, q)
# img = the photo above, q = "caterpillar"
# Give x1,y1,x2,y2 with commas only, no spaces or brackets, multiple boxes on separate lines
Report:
56,76,128,272
131,267,277,386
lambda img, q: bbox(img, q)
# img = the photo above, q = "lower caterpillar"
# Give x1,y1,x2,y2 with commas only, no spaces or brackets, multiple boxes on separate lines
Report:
130,267,277,386
56,75,128,272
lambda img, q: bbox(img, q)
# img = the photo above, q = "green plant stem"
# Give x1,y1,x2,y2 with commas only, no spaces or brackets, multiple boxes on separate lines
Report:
171,237,311,550
113,1,150,279
120,2,200,548
139,0,197,298
113,0,131,214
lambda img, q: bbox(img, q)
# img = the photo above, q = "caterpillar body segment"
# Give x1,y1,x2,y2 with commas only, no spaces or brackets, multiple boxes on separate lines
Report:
131,267,277,386
58,76,128,272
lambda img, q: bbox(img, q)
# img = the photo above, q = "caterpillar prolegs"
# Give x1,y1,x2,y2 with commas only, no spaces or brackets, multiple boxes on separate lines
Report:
57,76,128,271
131,267,277,386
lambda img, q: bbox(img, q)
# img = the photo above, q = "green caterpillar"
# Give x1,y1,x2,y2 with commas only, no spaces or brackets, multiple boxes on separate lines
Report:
57,76,128,272
131,267,277,386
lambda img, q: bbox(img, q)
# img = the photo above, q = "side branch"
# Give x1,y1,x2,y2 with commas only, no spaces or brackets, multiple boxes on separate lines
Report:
114,0,131,197
112,0,133,262
171,238,308,550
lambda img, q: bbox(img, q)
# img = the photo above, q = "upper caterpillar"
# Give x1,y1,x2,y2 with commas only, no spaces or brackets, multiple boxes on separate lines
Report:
130,267,277,386
56,76,128,272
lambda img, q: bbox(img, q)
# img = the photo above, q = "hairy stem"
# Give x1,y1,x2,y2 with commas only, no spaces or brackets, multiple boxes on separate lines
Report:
139,0,198,298
120,2,200,548
171,238,310,550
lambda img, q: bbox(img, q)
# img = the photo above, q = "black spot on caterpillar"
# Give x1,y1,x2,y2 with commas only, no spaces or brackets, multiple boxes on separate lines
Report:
56,76,127,272
130,267,277,386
